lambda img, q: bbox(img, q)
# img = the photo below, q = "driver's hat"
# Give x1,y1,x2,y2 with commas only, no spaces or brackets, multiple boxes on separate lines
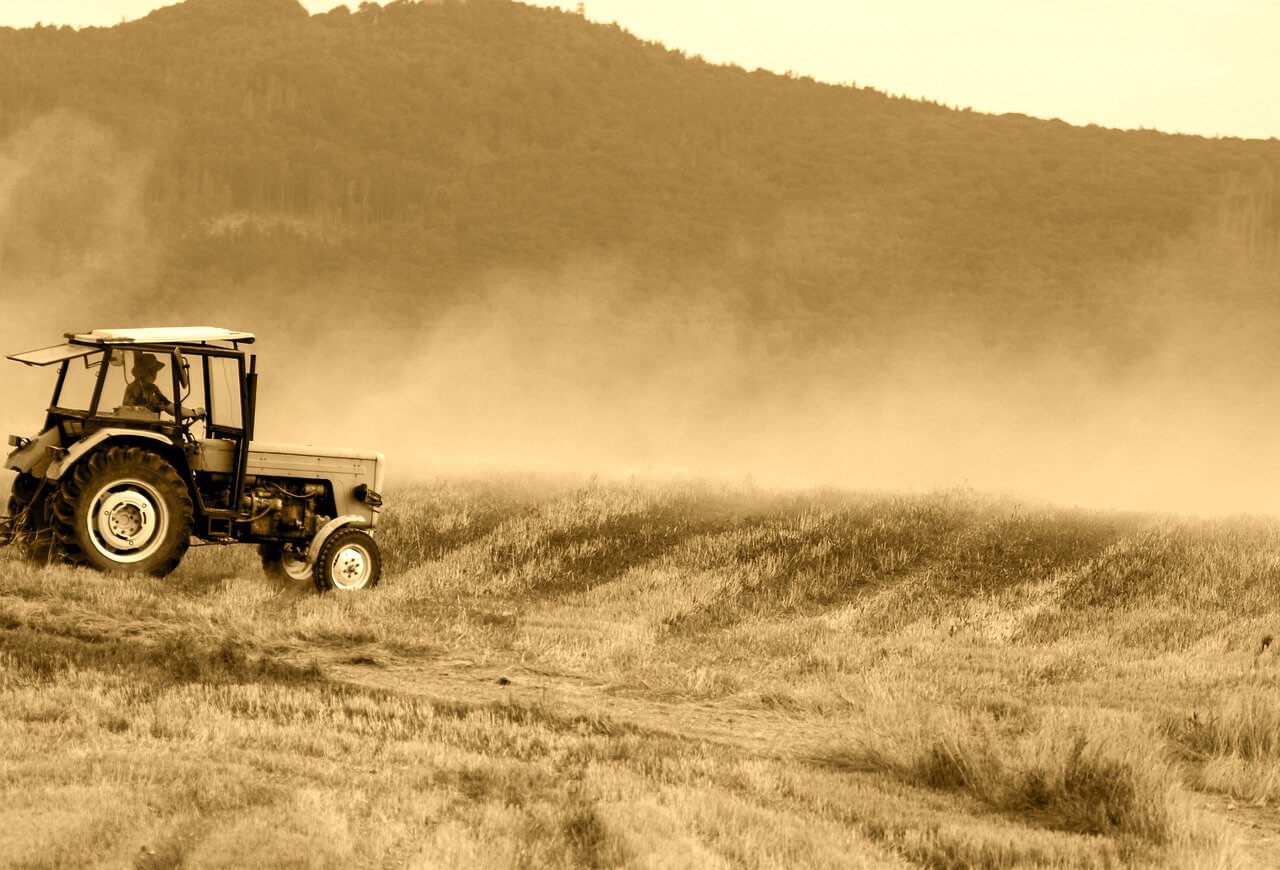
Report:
131,352,166,378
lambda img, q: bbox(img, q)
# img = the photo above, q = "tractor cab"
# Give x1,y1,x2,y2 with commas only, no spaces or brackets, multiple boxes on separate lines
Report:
7,327,259,530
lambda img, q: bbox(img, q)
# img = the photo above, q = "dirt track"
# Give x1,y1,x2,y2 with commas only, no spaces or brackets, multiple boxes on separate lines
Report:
1196,794,1280,869
326,652,1280,868
329,657,827,757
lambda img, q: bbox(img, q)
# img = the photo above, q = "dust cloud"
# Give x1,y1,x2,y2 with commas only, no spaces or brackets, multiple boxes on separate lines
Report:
0,112,158,437
322,236,1280,516
2,113,1279,516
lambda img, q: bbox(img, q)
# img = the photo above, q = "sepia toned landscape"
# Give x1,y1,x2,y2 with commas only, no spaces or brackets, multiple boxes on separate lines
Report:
2,0,1280,867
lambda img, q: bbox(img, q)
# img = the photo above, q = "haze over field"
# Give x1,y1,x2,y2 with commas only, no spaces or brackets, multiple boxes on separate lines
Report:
1,0,1279,513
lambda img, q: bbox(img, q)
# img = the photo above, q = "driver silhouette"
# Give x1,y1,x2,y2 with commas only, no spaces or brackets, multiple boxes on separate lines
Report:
122,353,176,415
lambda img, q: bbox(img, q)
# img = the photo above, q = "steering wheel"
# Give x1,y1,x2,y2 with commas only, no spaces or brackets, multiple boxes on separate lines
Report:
179,407,206,445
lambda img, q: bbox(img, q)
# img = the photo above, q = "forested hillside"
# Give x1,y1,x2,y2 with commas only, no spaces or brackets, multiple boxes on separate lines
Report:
2,0,1280,507
2,0,1277,327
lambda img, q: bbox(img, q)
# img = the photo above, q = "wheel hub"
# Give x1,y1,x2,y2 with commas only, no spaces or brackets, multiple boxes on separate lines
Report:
333,545,369,589
95,490,157,551
281,547,313,581
85,478,170,565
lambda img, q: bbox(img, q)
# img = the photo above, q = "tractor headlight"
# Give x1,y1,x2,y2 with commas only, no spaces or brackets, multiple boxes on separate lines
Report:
354,484,383,508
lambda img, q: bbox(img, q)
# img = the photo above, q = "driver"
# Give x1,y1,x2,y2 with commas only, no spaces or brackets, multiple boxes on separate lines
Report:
123,353,176,415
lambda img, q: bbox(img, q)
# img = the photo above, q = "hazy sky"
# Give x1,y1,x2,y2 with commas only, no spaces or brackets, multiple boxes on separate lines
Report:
1,0,1276,140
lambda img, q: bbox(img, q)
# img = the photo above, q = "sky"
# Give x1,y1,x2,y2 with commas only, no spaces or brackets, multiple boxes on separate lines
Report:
0,0,1275,139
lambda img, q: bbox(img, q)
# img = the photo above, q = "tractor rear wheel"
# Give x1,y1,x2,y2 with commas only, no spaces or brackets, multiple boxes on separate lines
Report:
49,446,193,577
314,528,381,592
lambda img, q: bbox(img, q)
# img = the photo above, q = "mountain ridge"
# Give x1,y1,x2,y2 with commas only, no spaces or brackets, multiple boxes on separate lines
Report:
139,0,312,26
0,0,1276,338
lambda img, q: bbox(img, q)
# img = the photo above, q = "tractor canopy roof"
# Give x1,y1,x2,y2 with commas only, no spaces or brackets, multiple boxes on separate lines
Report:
7,327,255,366
69,327,256,345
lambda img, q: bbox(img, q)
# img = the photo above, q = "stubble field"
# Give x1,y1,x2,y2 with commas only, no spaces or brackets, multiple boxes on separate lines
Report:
3,475,1280,867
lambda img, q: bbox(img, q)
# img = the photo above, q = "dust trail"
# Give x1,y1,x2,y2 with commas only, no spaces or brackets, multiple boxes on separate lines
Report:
336,228,1280,516
0,112,157,440
2,114,1280,515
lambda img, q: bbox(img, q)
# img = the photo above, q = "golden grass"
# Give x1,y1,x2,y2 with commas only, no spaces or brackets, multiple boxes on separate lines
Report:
1167,686,1280,806
830,707,1186,847
1,474,1277,866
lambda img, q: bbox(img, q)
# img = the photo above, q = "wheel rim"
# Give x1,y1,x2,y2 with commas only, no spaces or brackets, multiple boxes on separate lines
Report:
280,547,313,581
330,542,372,590
86,478,169,564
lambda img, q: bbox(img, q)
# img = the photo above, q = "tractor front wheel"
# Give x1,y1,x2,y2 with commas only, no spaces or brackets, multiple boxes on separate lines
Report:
314,528,381,592
50,447,193,577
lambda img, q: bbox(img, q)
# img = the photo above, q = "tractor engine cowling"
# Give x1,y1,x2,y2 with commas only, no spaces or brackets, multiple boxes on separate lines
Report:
240,480,326,539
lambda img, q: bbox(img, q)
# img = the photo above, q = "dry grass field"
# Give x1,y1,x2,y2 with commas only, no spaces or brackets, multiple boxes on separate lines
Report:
3,475,1280,867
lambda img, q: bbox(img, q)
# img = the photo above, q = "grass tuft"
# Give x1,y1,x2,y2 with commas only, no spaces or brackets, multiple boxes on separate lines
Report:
1169,687,1280,804
828,709,1180,847
558,798,630,868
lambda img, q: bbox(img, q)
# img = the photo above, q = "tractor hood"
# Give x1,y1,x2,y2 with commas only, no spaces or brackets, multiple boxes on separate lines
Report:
246,441,387,499
250,441,382,462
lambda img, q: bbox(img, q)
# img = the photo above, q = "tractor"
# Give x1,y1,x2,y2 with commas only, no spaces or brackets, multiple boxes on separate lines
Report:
0,327,385,591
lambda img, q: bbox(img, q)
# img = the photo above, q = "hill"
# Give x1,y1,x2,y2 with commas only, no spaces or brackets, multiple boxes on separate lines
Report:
1,0,1277,322
1,0,1279,508
2,476,1279,865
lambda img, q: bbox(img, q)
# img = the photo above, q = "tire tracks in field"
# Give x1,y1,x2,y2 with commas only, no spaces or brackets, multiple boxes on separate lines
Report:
321,653,1280,868
1196,793,1280,869
324,655,841,758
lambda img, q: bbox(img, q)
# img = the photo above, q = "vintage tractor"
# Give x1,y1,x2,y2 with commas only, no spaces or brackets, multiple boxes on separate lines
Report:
0,327,385,591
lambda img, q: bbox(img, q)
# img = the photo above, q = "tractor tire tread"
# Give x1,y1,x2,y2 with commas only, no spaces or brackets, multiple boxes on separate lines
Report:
48,445,193,576
314,527,381,593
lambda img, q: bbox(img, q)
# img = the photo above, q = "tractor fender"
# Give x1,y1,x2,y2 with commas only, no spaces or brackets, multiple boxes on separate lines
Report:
308,515,372,566
45,429,176,481
5,426,62,476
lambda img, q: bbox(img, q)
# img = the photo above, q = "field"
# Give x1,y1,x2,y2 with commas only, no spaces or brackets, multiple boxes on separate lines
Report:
3,474,1280,867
